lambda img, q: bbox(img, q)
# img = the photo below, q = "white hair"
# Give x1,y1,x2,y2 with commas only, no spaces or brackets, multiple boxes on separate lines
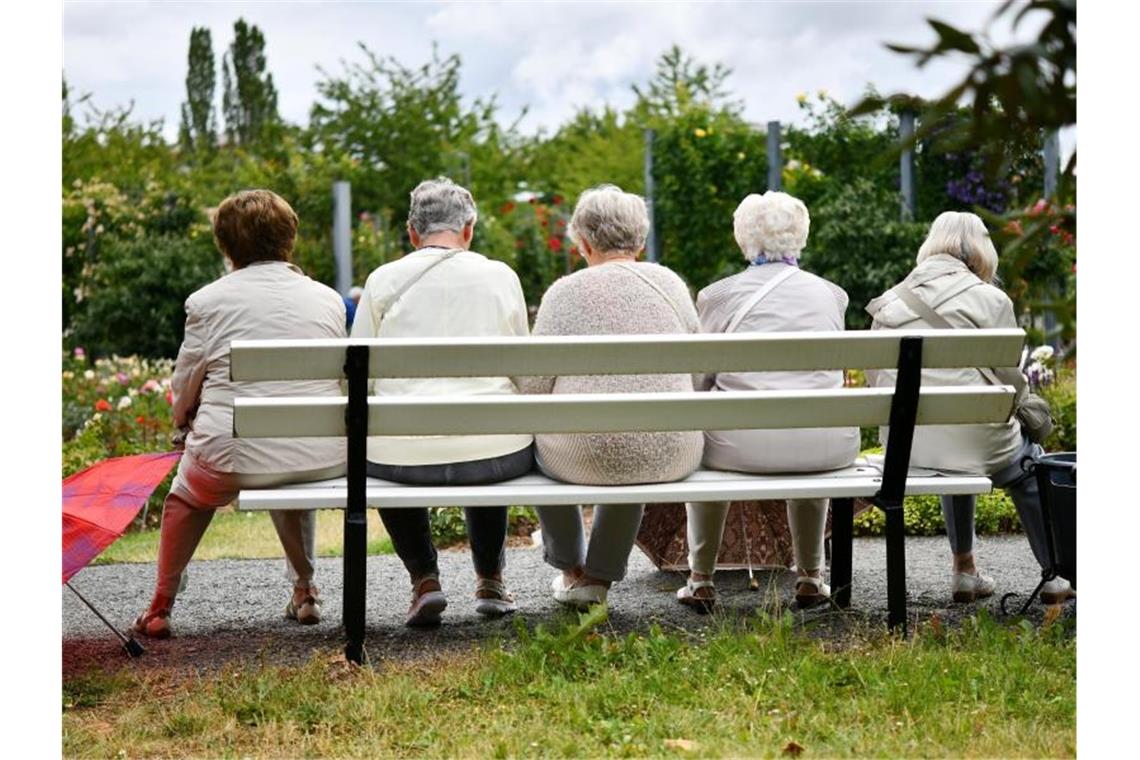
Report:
733,191,810,262
407,176,478,236
917,211,998,283
568,184,649,254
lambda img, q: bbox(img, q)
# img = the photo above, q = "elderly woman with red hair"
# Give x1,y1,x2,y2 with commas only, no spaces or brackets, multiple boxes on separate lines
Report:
132,190,346,638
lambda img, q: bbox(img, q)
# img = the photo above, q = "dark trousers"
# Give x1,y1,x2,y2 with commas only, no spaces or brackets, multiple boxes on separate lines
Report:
367,445,535,580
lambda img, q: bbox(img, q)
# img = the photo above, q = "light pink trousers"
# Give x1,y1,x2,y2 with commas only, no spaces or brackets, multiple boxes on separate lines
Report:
154,453,344,599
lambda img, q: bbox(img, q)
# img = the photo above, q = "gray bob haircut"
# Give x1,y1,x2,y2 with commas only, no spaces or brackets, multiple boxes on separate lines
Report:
407,177,478,236
916,211,999,283
568,184,649,254
733,191,810,262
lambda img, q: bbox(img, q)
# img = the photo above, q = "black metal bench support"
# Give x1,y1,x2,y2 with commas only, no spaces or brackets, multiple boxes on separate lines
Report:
874,336,924,636
343,344,369,664
830,497,854,609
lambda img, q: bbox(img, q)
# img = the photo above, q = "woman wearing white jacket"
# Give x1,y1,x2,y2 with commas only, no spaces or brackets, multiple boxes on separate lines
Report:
865,210,1073,605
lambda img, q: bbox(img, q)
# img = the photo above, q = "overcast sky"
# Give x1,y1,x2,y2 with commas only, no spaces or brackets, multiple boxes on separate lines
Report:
64,0,1071,156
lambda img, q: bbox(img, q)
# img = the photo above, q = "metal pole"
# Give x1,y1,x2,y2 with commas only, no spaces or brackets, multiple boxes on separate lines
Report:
333,181,353,296
1043,130,1060,198
66,582,145,657
899,112,917,221
643,128,658,263
343,344,369,665
766,121,782,191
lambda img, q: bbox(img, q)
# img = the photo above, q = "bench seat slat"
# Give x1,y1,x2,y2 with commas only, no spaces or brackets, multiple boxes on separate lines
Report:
233,386,1015,438
229,330,1026,381
236,466,993,511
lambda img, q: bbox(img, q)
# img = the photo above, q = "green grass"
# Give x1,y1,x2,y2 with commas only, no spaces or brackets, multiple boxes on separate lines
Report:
95,508,393,564
62,609,1074,758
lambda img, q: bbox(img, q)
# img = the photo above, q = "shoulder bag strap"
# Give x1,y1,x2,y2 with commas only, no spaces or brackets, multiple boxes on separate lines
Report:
613,262,693,331
381,248,462,314
891,281,1024,393
724,266,800,333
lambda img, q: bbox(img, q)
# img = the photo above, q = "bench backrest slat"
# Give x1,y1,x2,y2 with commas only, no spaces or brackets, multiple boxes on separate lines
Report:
233,386,1015,438
229,330,1025,381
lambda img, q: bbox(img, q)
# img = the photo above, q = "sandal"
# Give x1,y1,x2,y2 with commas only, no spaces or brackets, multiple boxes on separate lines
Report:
676,578,716,614
794,576,831,609
474,577,518,618
132,595,174,639
285,585,322,625
405,574,447,627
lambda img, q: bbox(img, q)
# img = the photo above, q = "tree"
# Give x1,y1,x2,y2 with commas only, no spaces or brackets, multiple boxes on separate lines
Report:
631,44,738,122
221,18,280,147
178,27,217,153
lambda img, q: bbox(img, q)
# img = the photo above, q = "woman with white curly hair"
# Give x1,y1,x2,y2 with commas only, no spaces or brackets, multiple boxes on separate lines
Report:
679,191,860,612
865,210,1073,606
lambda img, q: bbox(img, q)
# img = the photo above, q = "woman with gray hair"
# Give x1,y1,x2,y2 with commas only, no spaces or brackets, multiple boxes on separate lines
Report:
351,177,534,625
866,210,1073,605
679,191,859,611
519,184,704,609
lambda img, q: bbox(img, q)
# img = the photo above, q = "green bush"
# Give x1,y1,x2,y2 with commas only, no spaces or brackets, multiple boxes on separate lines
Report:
1041,369,1076,452
801,178,929,328
429,505,539,547
853,491,1021,537
69,234,223,359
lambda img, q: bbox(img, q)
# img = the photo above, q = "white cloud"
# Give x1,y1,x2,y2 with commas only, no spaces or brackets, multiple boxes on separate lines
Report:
65,0,1071,162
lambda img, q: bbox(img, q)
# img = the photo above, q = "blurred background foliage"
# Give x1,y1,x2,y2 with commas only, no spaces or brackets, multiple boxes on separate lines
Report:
63,4,1073,355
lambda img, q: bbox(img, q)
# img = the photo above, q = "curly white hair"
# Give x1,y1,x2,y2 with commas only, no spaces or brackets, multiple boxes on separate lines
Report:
733,191,810,262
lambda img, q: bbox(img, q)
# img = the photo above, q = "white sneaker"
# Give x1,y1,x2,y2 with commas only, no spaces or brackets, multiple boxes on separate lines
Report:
551,574,607,610
951,571,996,603
1040,577,1075,605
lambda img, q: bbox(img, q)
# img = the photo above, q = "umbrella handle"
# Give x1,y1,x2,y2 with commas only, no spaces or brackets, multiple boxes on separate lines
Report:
65,581,145,658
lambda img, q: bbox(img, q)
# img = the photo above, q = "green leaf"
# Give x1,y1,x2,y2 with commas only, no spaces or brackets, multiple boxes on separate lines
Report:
928,20,981,54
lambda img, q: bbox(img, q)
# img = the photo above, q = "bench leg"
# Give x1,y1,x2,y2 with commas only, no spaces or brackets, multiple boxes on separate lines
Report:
343,509,367,664
885,506,908,636
830,498,854,609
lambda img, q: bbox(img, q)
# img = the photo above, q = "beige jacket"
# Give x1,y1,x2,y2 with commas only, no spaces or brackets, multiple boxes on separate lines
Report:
697,263,860,473
518,262,704,486
173,261,347,474
865,253,1023,476
350,247,533,466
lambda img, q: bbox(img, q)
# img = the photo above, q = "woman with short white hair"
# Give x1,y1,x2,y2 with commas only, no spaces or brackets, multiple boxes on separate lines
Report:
520,184,704,609
680,191,859,611
866,210,1073,605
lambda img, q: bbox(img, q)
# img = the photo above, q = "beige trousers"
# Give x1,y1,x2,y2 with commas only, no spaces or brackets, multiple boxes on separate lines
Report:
686,499,829,577
154,453,345,599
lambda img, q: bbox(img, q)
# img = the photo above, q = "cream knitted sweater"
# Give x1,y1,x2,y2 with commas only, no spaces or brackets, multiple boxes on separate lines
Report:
518,261,704,485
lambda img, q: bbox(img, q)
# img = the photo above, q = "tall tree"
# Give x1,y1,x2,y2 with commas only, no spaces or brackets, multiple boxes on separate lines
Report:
178,27,217,153
221,18,279,147
631,44,738,122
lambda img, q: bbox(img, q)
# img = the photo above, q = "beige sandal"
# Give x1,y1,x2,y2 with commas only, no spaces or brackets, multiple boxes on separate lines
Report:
676,578,716,613
794,576,831,609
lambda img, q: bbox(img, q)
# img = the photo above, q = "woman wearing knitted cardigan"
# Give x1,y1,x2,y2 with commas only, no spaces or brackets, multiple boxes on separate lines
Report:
518,185,704,609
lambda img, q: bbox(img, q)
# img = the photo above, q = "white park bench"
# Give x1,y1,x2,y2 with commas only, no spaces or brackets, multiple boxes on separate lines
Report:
230,329,1025,663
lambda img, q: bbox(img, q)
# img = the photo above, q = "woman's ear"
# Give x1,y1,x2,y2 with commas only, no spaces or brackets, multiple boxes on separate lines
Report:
462,222,475,247
407,224,422,249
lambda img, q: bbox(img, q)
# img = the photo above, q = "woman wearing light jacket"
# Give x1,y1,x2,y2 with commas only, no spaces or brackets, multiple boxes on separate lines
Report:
679,191,860,612
351,177,533,626
133,189,346,639
865,210,1073,605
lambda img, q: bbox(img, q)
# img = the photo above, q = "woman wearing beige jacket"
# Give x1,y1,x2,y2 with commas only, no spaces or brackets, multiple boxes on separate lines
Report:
866,210,1073,605
520,185,704,609
133,190,346,638
681,191,860,611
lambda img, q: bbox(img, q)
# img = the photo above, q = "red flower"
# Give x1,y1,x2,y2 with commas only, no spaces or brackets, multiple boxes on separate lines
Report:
165,389,174,405
500,202,515,215
95,399,112,412
135,415,146,424
552,195,564,205
548,237,563,252
528,197,537,205
540,219,548,229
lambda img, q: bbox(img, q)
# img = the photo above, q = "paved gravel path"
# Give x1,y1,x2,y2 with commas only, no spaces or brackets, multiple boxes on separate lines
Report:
63,535,1068,675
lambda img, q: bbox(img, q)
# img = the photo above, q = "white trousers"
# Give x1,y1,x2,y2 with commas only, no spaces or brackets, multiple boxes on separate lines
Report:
686,499,829,577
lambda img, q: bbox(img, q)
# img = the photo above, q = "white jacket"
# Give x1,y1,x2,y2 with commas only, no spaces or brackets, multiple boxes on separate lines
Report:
173,261,347,474
350,247,533,466
865,254,1023,476
696,262,859,473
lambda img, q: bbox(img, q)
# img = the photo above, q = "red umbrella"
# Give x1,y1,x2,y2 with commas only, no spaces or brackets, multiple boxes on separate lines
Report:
63,451,182,655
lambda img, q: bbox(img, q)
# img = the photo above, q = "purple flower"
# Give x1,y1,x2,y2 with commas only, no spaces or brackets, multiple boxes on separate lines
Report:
73,347,85,360
117,372,130,385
